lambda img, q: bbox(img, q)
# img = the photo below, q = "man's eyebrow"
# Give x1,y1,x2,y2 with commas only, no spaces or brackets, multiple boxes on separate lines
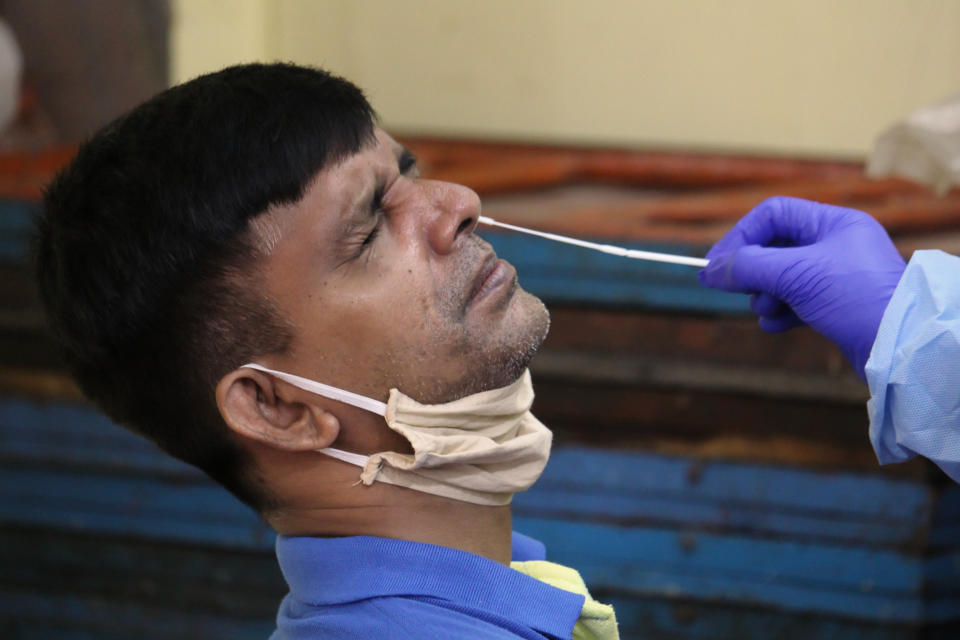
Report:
397,147,417,174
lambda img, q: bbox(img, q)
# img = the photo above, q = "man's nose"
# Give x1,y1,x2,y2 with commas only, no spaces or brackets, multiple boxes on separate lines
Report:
424,180,481,254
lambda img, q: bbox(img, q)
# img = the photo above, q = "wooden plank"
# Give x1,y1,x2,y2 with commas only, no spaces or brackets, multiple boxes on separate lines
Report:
478,176,920,227
2,538,929,640
399,136,865,192
482,231,735,312
479,184,960,246
534,378,871,441
513,516,959,624
0,393,933,533
1,393,956,626
601,594,917,640
0,146,75,200
542,307,847,372
0,467,272,550
532,349,867,403
0,525,284,615
0,197,735,313
930,485,960,550
0,367,82,402
0,588,275,640
0,365,904,476
0,394,193,476
513,448,929,547
0,200,35,263
0,442,925,550
1,395,929,546
0,461,947,623
6,191,960,315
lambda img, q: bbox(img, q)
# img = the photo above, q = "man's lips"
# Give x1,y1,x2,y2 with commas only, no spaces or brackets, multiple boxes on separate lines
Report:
467,253,514,306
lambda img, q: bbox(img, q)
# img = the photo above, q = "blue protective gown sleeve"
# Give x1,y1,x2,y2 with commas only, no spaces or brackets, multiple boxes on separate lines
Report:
865,249,960,482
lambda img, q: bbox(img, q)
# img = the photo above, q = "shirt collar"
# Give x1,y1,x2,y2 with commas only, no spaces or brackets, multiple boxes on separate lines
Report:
276,534,584,638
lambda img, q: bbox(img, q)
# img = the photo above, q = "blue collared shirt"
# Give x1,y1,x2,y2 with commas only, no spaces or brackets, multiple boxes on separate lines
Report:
271,532,585,639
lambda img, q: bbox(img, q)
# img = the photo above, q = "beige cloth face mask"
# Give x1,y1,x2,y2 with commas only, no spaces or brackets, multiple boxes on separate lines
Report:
241,364,553,506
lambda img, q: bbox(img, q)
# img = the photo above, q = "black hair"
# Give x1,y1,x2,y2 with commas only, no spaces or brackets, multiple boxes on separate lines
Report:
35,63,377,510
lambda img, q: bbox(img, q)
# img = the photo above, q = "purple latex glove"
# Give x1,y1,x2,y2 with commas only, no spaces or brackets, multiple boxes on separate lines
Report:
698,197,906,380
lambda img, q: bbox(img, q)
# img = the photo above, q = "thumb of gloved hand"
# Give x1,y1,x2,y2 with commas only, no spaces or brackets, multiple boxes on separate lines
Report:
701,244,809,332
699,198,906,379
700,243,809,296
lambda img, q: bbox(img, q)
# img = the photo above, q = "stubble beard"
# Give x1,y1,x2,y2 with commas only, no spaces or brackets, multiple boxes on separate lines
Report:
444,288,551,400
387,235,551,403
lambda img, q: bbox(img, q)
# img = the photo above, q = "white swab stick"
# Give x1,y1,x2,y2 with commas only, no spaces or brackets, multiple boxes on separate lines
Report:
477,216,709,268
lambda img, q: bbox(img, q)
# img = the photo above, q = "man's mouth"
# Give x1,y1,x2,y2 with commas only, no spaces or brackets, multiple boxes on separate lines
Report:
466,252,516,307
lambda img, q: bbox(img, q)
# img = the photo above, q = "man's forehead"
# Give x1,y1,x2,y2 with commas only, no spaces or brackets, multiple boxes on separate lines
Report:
321,128,402,185
243,128,401,256
373,127,404,155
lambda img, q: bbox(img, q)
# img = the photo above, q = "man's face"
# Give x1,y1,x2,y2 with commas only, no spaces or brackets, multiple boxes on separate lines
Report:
253,128,549,404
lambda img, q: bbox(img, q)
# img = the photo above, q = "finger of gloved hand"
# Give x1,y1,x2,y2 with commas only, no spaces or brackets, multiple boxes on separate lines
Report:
699,244,806,296
705,197,825,261
750,292,789,317
758,311,805,333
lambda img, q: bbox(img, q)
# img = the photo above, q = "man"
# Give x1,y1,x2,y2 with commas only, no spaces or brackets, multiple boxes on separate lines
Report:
700,196,960,483
36,63,612,639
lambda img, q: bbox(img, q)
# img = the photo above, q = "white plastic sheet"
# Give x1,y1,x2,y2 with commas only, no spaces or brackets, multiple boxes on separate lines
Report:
867,92,960,195
0,18,21,134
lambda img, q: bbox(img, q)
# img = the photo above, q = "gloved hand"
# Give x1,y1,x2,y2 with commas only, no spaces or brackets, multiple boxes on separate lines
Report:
698,196,906,380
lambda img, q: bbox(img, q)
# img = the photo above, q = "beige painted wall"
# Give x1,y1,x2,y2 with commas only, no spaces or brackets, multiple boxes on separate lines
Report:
171,0,960,158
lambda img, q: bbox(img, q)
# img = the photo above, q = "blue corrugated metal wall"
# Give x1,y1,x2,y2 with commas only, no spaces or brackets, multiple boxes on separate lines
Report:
2,199,959,638
2,394,958,638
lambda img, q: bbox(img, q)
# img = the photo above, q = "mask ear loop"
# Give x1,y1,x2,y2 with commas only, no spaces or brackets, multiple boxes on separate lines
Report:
240,363,388,483
240,363,387,415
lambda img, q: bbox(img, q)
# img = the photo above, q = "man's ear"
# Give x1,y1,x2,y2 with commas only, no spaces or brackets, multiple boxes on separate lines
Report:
216,367,340,451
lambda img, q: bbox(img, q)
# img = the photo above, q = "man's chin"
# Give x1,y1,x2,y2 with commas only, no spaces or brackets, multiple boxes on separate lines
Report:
477,288,550,390
510,290,550,368
518,288,550,353
427,287,550,402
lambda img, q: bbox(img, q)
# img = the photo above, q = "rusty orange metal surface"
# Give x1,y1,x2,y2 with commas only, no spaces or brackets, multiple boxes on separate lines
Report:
396,136,960,251
4,138,959,248
0,145,76,200
401,136,865,191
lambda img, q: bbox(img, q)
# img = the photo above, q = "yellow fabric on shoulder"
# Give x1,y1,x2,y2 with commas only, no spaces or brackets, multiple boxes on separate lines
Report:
510,560,619,640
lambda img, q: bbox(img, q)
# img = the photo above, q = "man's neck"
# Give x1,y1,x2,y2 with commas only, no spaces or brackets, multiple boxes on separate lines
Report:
262,457,514,565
